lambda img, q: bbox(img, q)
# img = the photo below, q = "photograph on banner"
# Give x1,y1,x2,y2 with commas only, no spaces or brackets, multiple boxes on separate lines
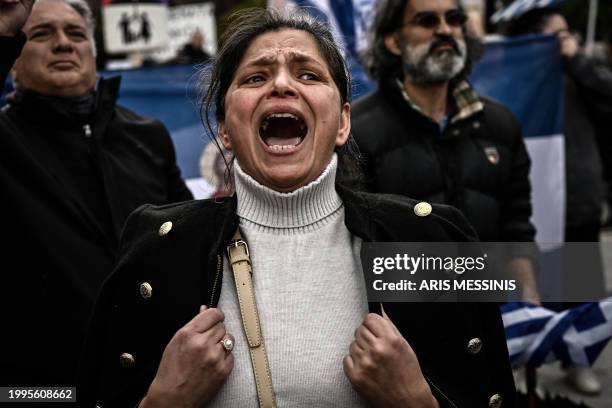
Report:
143,3,217,64
103,0,169,53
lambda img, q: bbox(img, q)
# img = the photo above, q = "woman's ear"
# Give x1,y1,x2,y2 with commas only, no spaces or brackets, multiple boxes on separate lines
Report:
218,120,232,150
335,102,351,147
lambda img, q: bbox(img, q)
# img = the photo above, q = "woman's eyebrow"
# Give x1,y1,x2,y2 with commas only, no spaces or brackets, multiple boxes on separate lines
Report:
242,50,324,69
242,53,277,68
285,51,328,71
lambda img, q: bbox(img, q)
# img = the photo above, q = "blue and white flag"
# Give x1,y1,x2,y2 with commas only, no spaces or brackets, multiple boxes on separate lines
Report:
470,34,565,243
490,0,564,24
502,299,612,367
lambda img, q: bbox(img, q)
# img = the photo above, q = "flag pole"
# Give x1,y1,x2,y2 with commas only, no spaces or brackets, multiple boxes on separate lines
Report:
526,365,537,408
585,0,598,57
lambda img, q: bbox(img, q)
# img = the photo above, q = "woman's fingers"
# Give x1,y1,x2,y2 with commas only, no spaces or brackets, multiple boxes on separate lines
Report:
185,307,225,333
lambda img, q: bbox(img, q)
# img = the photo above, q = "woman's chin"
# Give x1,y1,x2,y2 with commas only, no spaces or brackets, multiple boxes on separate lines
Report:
260,170,311,193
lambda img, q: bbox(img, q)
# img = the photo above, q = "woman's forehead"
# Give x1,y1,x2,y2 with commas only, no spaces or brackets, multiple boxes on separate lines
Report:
238,29,328,70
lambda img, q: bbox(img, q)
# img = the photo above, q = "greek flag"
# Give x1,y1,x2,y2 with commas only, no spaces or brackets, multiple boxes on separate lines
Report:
501,299,612,367
490,0,564,24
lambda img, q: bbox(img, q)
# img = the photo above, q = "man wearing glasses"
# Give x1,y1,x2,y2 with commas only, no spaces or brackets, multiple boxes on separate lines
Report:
354,0,537,296
353,0,536,406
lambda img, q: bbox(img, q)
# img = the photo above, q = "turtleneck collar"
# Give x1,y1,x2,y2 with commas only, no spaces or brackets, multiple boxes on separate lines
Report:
234,154,343,229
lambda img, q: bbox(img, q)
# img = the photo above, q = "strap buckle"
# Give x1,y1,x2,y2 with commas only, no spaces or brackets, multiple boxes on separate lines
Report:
227,238,250,260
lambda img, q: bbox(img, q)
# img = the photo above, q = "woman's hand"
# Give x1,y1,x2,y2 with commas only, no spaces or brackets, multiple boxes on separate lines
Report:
140,306,234,408
344,312,438,408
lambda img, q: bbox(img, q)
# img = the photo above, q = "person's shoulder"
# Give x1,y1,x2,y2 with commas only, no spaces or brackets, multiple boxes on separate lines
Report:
476,95,523,141
340,186,478,242
120,197,234,247
352,88,384,113
113,104,165,127
95,78,163,128
110,105,174,152
351,87,403,154
479,96,517,119
479,95,518,123
128,197,234,231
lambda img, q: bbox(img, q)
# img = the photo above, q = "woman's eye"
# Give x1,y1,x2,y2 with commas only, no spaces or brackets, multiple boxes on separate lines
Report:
245,75,265,84
299,72,319,81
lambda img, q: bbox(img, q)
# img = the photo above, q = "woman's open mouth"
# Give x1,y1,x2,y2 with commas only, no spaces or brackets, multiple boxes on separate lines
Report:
259,112,307,152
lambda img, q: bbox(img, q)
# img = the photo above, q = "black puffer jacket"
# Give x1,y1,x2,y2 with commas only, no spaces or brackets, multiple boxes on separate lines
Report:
0,33,193,387
352,78,536,243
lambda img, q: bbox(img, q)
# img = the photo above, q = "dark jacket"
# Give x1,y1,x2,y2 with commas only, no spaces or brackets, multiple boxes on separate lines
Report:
0,34,193,387
563,54,612,228
352,78,536,243
80,185,515,408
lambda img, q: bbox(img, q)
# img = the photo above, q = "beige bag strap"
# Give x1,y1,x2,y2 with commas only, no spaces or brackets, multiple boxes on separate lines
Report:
227,229,277,408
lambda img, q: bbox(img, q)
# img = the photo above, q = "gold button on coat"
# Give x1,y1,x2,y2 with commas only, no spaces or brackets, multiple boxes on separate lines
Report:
119,353,135,368
140,282,153,299
414,202,432,217
488,393,502,408
158,221,173,236
467,337,483,354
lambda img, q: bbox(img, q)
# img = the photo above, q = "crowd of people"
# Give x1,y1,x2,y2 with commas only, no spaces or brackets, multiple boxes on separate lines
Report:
0,0,611,406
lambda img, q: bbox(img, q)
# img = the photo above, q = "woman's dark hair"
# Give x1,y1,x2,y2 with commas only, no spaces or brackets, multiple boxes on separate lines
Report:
360,0,483,82
200,8,362,188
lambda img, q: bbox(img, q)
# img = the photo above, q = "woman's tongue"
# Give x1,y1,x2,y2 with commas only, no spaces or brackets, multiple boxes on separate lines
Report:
262,119,303,148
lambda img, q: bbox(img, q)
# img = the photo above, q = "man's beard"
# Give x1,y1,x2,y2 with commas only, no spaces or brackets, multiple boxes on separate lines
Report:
401,35,467,85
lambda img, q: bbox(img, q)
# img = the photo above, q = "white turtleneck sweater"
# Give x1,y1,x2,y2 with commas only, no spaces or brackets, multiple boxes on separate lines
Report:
208,155,368,407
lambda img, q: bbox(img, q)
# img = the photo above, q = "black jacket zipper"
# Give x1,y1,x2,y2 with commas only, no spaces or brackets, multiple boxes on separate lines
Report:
208,253,222,307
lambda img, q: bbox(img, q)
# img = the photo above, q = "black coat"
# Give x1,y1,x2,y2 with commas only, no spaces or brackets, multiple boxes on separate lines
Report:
352,79,536,243
80,185,515,408
0,34,193,387
563,55,612,228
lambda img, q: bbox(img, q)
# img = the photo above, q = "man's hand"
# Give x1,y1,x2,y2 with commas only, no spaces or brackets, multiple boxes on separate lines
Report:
507,257,541,306
344,312,438,408
139,306,234,408
557,30,579,58
0,0,34,37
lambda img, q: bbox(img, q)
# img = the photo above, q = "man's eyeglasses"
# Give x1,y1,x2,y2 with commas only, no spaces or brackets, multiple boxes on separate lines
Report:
402,9,468,30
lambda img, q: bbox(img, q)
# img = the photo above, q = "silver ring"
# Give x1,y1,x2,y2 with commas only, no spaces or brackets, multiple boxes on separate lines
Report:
221,337,234,352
